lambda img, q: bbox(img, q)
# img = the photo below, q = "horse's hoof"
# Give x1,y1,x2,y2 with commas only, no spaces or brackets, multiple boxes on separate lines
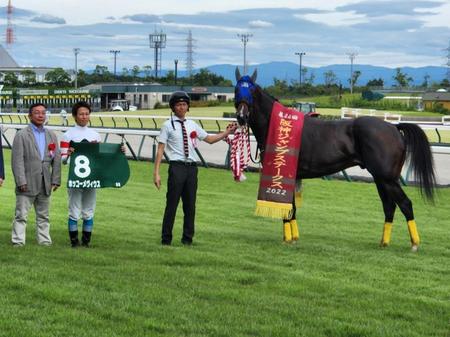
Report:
379,241,389,248
411,245,419,252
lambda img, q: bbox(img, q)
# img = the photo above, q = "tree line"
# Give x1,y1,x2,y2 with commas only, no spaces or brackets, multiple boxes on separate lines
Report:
1,66,232,88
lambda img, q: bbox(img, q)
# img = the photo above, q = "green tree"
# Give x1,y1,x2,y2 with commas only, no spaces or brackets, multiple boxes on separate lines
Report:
131,65,140,79
143,65,152,78
366,78,384,87
20,69,37,86
393,68,413,87
324,70,337,86
421,74,430,88
45,67,71,86
4,72,19,86
351,70,362,87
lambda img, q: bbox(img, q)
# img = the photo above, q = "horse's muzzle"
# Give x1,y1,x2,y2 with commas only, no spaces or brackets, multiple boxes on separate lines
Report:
236,102,249,126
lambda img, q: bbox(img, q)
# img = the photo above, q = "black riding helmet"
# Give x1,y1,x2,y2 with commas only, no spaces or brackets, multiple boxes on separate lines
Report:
169,91,190,111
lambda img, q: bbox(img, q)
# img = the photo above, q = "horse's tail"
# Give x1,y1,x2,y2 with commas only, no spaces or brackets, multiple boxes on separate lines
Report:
396,123,436,201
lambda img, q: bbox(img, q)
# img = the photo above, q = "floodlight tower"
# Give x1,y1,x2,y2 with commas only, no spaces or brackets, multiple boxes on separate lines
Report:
74,48,80,88
238,33,252,74
346,52,358,94
109,50,120,76
295,52,306,86
445,40,450,82
149,30,167,78
6,0,14,46
186,30,195,78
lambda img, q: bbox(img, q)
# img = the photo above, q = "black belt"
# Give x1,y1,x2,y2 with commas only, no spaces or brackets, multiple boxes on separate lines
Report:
169,160,197,167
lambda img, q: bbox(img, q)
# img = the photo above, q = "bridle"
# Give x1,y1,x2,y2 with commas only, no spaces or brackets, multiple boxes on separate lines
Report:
234,74,263,164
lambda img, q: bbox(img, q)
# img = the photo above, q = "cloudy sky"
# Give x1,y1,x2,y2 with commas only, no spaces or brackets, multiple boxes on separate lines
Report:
1,0,449,72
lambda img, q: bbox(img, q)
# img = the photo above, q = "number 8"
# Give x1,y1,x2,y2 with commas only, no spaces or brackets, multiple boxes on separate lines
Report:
74,155,91,178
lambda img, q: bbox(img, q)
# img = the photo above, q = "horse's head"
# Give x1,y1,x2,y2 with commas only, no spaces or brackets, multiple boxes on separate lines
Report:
234,67,258,126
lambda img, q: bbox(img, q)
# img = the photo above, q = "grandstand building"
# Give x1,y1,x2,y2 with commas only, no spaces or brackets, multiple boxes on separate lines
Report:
82,82,234,110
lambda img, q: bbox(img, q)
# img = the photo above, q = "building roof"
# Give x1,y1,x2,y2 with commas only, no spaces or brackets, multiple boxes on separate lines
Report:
422,91,450,101
0,44,19,68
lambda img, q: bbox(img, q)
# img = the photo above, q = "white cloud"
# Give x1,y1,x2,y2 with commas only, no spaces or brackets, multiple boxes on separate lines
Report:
299,10,368,26
248,20,273,28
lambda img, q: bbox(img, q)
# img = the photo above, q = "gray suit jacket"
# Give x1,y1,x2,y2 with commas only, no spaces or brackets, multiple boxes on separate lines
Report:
12,125,61,196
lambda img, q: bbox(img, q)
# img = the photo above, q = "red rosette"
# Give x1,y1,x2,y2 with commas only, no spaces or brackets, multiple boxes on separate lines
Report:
190,131,197,139
48,143,56,151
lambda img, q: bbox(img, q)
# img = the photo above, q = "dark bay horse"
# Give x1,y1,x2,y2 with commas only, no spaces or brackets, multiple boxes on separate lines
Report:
234,68,435,251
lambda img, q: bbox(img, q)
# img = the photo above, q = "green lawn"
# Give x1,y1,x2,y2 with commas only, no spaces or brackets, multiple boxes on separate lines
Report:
0,149,449,337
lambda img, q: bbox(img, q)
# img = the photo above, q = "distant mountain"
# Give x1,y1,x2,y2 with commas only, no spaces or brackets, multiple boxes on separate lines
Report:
202,62,448,87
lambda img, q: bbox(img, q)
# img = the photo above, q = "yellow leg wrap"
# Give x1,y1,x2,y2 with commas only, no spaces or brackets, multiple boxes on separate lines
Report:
381,222,393,246
283,222,292,242
294,192,303,209
407,220,420,246
290,219,299,241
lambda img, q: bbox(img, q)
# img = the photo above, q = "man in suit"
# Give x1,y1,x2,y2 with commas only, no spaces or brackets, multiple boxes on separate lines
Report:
11,103,61,246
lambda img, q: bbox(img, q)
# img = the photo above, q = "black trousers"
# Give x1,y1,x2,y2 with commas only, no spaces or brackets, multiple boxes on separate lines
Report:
161,162,198,244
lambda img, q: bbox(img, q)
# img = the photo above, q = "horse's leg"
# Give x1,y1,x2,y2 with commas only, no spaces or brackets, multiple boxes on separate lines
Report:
383,180,419,251
290,181,303,241
375,180,397,247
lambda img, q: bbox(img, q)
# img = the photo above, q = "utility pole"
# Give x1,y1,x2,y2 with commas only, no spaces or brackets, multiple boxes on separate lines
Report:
110,50,120,76
346,52,358,94
73,48,80,88
294,52,306,86
174,59,178,85
237,33,252,74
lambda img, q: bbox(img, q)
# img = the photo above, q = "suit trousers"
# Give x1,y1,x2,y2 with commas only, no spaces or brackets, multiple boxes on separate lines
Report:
162,162,198,244
11,182,52,245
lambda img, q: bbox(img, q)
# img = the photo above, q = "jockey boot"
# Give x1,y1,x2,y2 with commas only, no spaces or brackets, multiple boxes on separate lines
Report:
81,231,92,247
69,230,80,248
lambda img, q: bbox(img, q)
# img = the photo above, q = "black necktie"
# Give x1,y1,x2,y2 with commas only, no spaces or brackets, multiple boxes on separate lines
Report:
177,120,189,158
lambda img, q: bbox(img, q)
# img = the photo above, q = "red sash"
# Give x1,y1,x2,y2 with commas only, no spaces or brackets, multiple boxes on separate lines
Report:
255,101,304,219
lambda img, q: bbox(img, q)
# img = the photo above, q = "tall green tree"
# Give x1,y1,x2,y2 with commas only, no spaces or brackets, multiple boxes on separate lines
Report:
393,68,413,87
324,70,337,86
20,69,37,86
3,72,19,86
45,67,71,86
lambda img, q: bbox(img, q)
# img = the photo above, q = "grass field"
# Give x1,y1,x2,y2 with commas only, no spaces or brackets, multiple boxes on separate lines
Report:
0,149,449,337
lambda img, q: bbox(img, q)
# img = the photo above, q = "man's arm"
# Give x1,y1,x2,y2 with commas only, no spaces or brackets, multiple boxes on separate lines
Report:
11,132,27,190
153,142,166,190
203,122,237,144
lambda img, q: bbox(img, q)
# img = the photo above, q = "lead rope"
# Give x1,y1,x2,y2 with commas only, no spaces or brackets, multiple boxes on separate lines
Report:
225,126,251,181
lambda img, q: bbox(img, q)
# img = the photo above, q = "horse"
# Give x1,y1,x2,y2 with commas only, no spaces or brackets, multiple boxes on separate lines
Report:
234,68,436,251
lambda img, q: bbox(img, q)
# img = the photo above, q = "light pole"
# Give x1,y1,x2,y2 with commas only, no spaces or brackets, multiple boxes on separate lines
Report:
294,52,306,86
346,52,357,94
73,48,80,88
237,33,252,74
174,59,178,85
110,50,120,76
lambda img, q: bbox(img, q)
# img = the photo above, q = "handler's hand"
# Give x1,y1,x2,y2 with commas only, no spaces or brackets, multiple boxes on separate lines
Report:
153,173,161,190
120,144,126,153
67,147,75,156
18,184,28,192
226,122,238,133
52,184,59,192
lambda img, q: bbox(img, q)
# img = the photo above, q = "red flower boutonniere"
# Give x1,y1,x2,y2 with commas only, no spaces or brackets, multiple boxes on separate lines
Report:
48,143,56,158
190,131,198,148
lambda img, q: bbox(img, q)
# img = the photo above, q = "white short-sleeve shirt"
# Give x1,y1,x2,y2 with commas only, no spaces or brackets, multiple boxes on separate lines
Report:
159,116,208,162
63,124,101,143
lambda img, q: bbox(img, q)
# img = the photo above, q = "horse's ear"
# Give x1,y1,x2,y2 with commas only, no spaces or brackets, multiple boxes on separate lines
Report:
235,67,242,82
251,69,257,83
